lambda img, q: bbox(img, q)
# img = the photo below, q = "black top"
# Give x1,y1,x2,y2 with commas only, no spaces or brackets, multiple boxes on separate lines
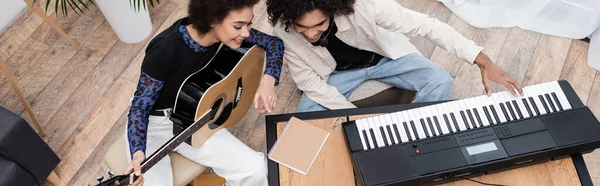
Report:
312,20,384,71
126,17,284,158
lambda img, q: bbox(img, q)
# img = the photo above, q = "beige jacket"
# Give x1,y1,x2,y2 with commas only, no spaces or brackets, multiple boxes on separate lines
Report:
273,0,484,110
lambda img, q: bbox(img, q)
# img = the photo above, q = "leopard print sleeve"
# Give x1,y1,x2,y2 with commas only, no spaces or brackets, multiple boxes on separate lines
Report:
243,28,284,86
127,72,164,158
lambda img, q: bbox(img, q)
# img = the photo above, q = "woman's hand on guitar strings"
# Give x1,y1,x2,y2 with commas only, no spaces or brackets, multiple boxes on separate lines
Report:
124,151,145,186
254,75,277,114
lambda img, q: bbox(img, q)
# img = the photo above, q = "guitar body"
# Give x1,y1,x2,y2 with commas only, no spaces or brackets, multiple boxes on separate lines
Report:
170,45,266,148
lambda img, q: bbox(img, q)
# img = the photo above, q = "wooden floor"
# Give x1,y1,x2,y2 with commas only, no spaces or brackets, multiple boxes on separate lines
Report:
0,0,598,185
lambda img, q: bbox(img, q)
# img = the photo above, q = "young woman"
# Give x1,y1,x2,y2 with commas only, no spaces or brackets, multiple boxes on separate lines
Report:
123,0,283,185
266,0,522,112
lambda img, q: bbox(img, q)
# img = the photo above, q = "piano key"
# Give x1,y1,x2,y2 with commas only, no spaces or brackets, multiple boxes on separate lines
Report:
429,105,448,134
499,101,512,121
378,115,393,145
369,128,378,148
522,97,534,117
367,117,385,147
512,100,524,119
540,83,559,112
415,108,432,137
491,93,508,123
423,106,440,136
482,105,495,124
538,94,551,113
355,119,369,150
512,92,529,118
409,121,420,140
384,114,399,144
400,111,416,141
551,93,563,111
426,117,437,136
528,97,541,115
451,101,468,131
474,96,491,126
392,124,402,143
530,84,548,115
545,93,557,112
379,126,389,146
391,113,409,142
549,81,572,109
456,101,472,129
438,103,456,132
408,110,426,139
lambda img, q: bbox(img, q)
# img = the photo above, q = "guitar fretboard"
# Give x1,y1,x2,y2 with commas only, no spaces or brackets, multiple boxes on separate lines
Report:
140,109,217,173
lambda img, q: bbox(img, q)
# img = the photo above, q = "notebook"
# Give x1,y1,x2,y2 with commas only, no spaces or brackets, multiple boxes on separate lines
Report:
268,117,330,175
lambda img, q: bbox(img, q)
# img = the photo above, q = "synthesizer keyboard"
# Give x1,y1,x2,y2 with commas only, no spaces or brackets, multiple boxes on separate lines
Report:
342,80,600,186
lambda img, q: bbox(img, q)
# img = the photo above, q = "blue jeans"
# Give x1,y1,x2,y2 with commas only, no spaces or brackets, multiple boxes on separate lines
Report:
297,53,454,112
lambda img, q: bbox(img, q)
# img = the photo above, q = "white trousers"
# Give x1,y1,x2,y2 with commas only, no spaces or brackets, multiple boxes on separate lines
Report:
124,115,268,186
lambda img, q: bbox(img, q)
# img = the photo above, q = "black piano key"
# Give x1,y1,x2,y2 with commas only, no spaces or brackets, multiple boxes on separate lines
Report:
489,105,501,124
538,95,550,113
551,92,563,111
432,116,443,135
505,101,517,120
459,111,471,129
386,125,395,144
369,129,378,148
483,106,494,124
362,130,371,149
403,122,413,141
426,117,436,136
443,114,453,133
380,127,389,146
545,94,557,112
420,119,430,138
511,100,524,119
499,102,511,121
522,98,534,117
472,109,484,127
450,113,460,131
528,97,541,115
410,121,420,140
393,124,402,143
466,110,478,128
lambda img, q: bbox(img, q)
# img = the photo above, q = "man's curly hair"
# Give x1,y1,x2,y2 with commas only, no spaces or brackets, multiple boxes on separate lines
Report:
266,0,355,32
188,0,260,34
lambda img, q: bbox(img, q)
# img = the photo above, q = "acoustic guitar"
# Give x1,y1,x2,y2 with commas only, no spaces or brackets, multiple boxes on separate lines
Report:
94,45,266,185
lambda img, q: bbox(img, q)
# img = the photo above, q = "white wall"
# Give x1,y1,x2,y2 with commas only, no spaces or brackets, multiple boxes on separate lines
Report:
0,0,28,35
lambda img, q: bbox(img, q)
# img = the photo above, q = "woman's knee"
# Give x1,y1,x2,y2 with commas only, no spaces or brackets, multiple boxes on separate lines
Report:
426,68,454,88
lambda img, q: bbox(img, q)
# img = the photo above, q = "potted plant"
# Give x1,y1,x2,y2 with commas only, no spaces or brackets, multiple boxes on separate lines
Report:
34,0,160,44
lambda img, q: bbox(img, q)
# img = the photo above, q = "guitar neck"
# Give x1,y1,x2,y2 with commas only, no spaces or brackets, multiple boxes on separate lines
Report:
140,109,216,173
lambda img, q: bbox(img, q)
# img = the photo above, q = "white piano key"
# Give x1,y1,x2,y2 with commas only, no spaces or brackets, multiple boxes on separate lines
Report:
431,104,450,134
550,81,572,109
523,86,539,116
355,119,369,150
492,93,508,123
374,116,389,146
391,113,409,143
409,109,427,139
417,107,434,137
441,102,458,132
398,111,417,140
361,118,376,149
467,97,485,127
531,84,549,114
384,114,399,144
381,115,395,145
376,115,391,146
500,91,517,120
513,90,530,118
426,105,443,135
541,82,559,112
449,101,468,131
367,117,385,147
480,94,497,124
473,96,491,126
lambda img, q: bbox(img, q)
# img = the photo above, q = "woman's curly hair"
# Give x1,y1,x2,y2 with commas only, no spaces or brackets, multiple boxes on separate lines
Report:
266,0,355,32
188,0,260,34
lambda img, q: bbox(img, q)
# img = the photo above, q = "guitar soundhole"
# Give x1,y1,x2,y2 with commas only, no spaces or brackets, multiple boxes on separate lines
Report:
213,102,233,126
210,98,223,120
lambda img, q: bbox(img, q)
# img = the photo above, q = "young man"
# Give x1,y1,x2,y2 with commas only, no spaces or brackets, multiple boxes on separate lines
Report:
123,0,283,185
266,0,523,112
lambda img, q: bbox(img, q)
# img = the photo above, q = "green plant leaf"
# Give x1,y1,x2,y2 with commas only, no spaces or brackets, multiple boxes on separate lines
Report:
78,0,90,10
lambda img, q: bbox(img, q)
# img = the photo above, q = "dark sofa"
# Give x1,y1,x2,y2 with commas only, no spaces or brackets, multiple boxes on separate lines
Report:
0,106,60,186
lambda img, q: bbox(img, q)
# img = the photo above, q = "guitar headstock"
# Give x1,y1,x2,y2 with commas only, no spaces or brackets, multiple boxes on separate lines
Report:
92,171,134,186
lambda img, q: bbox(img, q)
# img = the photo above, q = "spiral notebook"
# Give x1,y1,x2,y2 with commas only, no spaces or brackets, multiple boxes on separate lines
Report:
268,117,330,175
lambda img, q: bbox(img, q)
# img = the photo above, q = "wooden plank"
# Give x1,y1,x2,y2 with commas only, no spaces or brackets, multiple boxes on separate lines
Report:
191,174,226,186
276,118,354,186
28,0,87,46
488,28,541,92
282,89,302,113
0,8,44,60
42,1,178,150
24,0,81,49
65,110,128,186
408,1,453,59
559,40,596,102
428,15,478,80
84,20,120,55
53,77,135,185
0,38,49,111
2,7,109,117
450,27,510,99
522,35,572,86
